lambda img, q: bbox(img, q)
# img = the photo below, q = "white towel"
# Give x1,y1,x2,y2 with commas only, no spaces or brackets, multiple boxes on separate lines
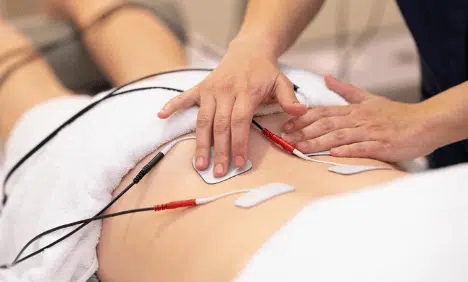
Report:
0,69,346,282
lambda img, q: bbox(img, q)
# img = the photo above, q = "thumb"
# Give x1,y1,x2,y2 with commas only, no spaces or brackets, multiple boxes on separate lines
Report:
324,75,367,104
275,73,307,116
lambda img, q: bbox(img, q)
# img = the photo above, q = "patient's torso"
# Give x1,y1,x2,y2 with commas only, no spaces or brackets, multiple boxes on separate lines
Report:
97,113,406,282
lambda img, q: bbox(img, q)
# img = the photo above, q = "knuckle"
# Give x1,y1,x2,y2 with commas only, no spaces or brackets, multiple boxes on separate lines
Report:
212,77,236,93
231,114,249,129
367,123,385,133
197,113,211,128
381,141,392,151
295,130,306,141
214,150,229,163
318,118,334,131
200,83,214,93
173,94,184,103
353,143,368,155
287,117,300,127
232,140,246,155
245,83,264,97
359,108,374,119
176,94,192,107
308,139,319,150
316,107,330,118
333,130,347,141
195,144,209,155
214,116,230,134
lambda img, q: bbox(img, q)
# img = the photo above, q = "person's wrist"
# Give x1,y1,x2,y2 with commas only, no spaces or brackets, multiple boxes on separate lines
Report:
415,100,462,150
228,33,281,62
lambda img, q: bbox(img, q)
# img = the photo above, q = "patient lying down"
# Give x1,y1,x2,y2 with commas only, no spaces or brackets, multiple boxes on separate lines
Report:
1,10,468,281
97,111,407,282
5,86,468,282
4,75,468,282
0,64,410,281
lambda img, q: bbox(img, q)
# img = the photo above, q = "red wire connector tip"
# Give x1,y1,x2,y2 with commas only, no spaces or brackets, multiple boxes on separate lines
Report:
154,199,197,211
261,128,295,153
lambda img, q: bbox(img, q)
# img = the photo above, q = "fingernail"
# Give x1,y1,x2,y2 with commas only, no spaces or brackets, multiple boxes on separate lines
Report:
195,157,205,169
234,156,245,168
214,164,224,177
284,122,294,132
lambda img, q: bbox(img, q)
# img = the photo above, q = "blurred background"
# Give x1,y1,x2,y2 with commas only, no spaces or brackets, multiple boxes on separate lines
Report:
0,0,421,103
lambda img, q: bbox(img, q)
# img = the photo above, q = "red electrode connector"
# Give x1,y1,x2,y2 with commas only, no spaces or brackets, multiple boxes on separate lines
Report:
154,199,197,211
261,128,295,153
251,119,295,154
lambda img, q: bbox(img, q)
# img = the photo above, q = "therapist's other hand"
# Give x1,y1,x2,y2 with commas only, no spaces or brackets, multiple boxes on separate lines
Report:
282,75,434,163
158,41,307,177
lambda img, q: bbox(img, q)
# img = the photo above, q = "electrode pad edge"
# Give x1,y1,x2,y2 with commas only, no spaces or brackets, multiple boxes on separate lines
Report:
235,183,296,208
192,147,253,184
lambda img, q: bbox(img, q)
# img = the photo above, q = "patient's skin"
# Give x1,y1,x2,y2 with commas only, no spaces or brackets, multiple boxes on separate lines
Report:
97,112,407,282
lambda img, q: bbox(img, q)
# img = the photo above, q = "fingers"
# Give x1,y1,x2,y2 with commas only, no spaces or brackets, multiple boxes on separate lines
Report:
231,95,255,168
294,128,369,153
194,95,216,171
324,75,367,104
282,106,352,134
331,141,384,159
275,73,307,116
212,96,235,177
283,116,354,144
158,87,199,119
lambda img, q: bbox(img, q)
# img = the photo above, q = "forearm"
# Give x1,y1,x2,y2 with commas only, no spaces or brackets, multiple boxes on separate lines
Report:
231,0,325,59
0,20,68,140
421,81,468,149
66,0,186,85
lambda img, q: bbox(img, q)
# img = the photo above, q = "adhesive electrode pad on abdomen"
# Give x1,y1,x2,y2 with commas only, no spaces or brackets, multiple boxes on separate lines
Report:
192,147,253,184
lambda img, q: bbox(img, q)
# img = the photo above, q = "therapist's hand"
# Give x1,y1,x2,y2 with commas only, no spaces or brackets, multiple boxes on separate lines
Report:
282,75,436,163
158,40,307,177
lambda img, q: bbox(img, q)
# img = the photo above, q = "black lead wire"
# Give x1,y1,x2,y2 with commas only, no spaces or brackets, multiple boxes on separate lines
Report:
10,204,154,266
7,150,166,267
2,68,302,205
2,69,214,205
2,84,183,266
1,80,304,267
251,120,264,131
0,0,307,269
3,88,174,267
1,71,304,266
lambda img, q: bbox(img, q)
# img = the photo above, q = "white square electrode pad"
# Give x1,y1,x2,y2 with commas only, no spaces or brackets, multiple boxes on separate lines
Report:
192,147,253,184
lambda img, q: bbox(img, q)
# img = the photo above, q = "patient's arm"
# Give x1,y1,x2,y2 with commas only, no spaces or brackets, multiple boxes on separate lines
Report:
57,0,187,85
0,19,70,140
0,0,187,139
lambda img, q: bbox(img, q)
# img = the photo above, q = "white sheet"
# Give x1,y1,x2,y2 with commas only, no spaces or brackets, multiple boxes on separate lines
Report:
235,163,468,282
